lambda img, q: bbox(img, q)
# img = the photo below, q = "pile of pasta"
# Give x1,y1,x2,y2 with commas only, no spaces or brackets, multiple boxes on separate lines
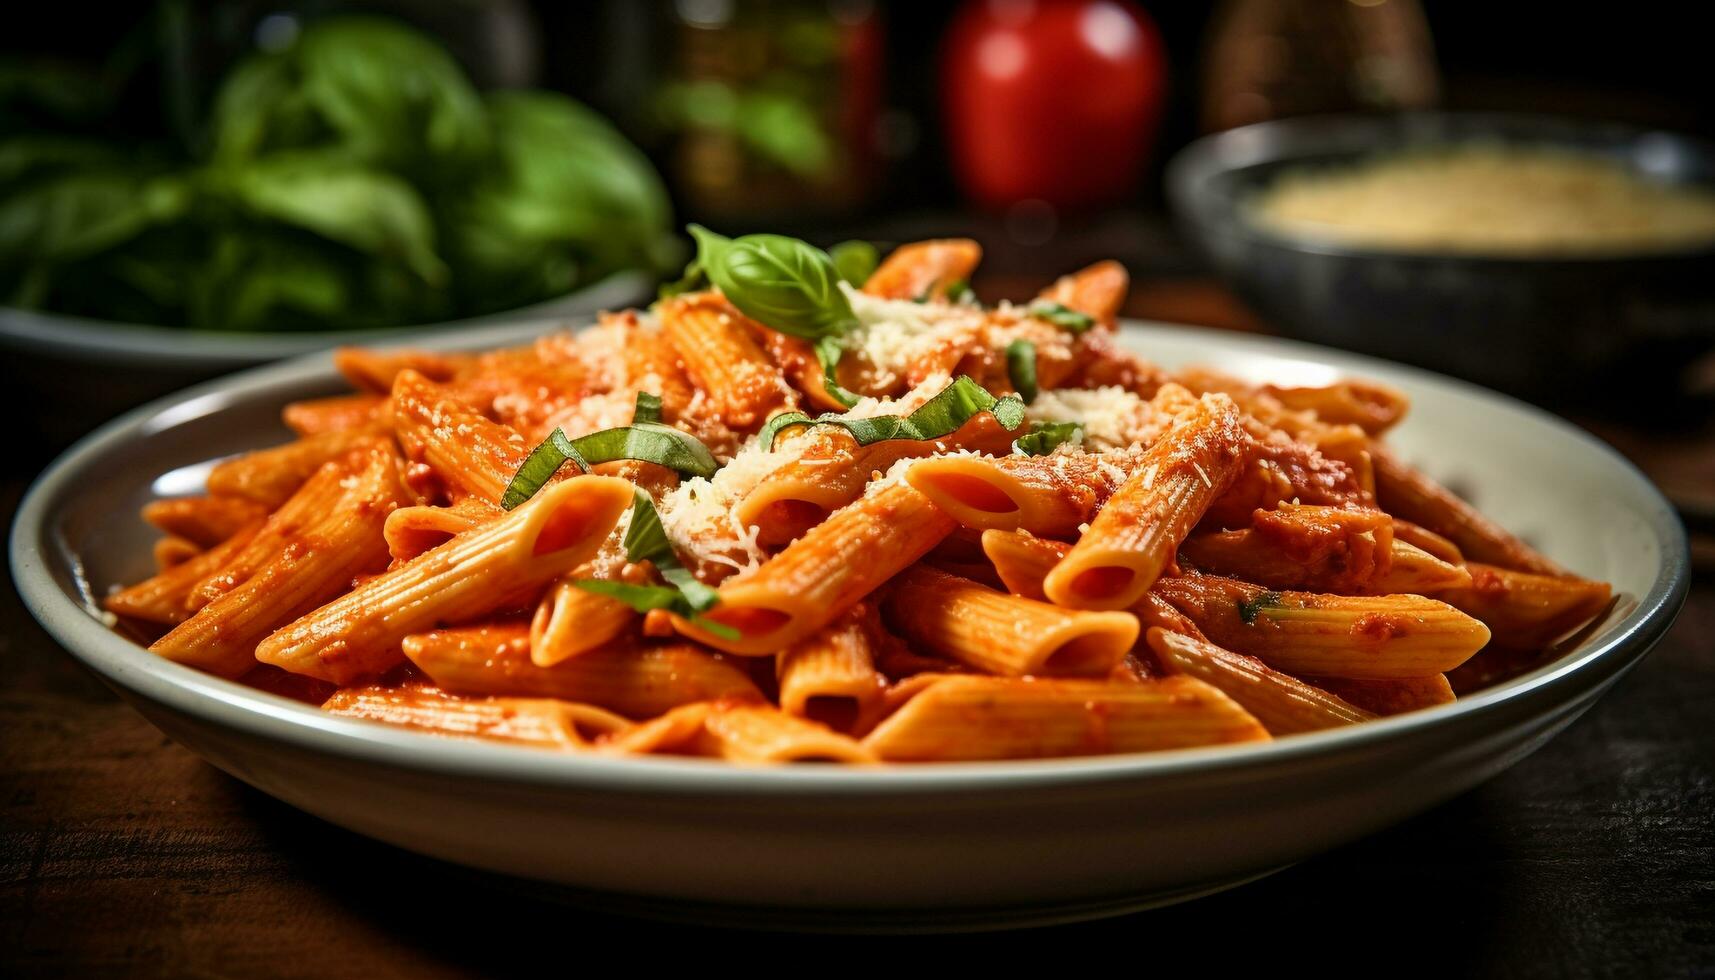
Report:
107,236,1615,764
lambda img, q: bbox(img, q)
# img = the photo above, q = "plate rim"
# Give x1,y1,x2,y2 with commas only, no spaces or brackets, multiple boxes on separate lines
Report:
9,318,1691,797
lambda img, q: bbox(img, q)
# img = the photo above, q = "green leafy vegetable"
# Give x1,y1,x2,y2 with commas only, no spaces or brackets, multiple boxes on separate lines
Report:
1014,422,1082,456
812,334,861,409
0,17,673,332
688,225,856,340
501,395,718,510
943,277,975,304
573,491,739,640
1028,300,1096,333
828,239,879,287
1237,590,1284,625
1005,339,1038,404
758,375,1026,451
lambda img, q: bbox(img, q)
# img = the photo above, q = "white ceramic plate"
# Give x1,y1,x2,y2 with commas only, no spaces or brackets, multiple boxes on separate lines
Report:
9,321,1688,932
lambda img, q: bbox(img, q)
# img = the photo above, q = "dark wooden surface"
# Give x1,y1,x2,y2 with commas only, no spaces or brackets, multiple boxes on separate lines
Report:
4,286,1713,977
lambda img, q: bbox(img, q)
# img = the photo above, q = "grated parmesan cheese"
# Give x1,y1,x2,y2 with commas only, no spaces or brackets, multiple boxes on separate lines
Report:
841,285,983,390
1026,387,1161,450
656,428,820,575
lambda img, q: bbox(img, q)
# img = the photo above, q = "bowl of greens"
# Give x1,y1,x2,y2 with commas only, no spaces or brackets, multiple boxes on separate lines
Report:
1,16,672,449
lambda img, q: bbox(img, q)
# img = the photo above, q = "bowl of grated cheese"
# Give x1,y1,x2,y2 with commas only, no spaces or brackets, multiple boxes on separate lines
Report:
1168,112,1715,399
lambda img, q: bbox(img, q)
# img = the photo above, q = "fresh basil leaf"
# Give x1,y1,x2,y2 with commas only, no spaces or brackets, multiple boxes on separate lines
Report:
502,416,719,510
221,152,447,286
1006,339,1038,404
828,239,879,287
1014,422,1083,456
758,375,1026,451
943,277,976,304
813,334,862,408
689,224,856,340
632,391,664,425
1028,300,1096,333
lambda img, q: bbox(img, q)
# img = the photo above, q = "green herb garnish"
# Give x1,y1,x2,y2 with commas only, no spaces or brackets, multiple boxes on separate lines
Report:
500,393,717,510
1013,422,1082,456
1005,339,1038,404
1028,300,1096,333
573,490,738,640
1237,590,1284,625
686,225,856,341
758,375,1026,451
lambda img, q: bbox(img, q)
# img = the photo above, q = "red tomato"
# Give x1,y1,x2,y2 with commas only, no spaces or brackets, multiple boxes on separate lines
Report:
941,0,1167,209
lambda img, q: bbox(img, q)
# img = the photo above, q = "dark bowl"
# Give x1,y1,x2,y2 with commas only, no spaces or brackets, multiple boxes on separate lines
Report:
1166,112,1715,399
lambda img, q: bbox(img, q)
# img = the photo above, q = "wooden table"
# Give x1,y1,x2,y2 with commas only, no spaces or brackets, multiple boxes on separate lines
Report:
4,285,1711,976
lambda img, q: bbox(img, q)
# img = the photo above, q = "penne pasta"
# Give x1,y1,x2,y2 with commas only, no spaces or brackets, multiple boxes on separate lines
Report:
1146,627,1375,735
391,369,531,505
776,605,888,733
1372,446,1564,576
151,442,406,677
205,427,384,508
863,674,1270,761
1435,563,1613,650
256,476,634,684
1044,394,1246,610
142,495,269,548
882,565,1138,677
1035,259,1129,326
672,482,957,655
282,393,388,436
907,450,1130,538
741,412,1019,547
862,238,982,301
403,623,762,719
660,293,795,429
105,519,265,626
322,684,634,749
979,529,1070,600
529,576,638,667
1306,674,1456,716
1179,504,1472,595
1153,574,1491,680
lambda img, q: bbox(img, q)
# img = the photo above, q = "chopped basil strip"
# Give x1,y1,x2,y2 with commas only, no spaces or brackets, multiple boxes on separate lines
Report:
828,239,879,287
1237,590,1284,625
619,487,671,563
632,391,664,424
758,375,1026,451
1028,300,1096,333
687,224,856,340
499,430,589,510
943,277,976,304
1014,421,1082,456
573,492,739,640
812,334,862,409
572,580,740,640
500,413,718,510
1005,338,1038,404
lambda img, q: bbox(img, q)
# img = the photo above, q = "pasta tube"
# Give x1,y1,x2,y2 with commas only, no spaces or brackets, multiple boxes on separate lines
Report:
882,565,1138,677
256,475,634,684
863,674,1269,761
1153,575,1491,680
1044,394,1245,610
402,623,761,719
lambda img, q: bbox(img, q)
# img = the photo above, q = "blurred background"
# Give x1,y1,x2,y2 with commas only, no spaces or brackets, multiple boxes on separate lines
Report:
3,0,1712,556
